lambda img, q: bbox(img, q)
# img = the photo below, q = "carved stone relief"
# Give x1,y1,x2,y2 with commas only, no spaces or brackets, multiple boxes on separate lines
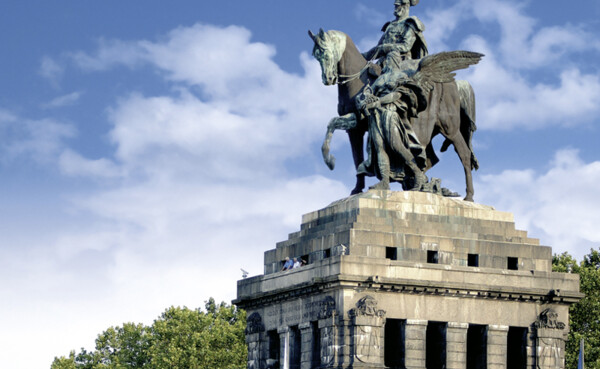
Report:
535,309,566,330
246,312,265,335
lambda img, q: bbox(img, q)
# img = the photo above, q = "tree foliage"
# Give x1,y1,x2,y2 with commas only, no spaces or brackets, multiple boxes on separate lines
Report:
51,299,246,369
553,249,600,369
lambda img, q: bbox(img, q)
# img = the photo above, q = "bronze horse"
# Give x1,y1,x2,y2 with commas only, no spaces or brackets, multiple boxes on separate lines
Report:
309,29,480,201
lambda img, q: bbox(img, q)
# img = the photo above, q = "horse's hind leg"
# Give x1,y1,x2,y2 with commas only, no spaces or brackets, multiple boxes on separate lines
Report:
347,128,365,195
448,133,475,202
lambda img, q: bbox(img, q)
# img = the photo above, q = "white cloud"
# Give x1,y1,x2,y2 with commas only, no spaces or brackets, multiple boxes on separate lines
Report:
469,0,598,69
461,37,600,130
39,56,64,87
417,0,600,130
59,149,123,178
476,149,600,259
421,2,471,52
0,23,348,368
354,3,387,28
0,115,76,163
42,91,83,109
70,38,146,71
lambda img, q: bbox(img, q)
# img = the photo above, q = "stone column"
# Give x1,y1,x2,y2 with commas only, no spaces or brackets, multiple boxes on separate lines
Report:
278,326,290,369
487,325,508,369
526,326,536,368
299,322,313,369
446,322,468,369
404,319,427,369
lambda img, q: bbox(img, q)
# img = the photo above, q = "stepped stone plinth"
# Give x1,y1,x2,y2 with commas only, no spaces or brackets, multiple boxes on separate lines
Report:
234,191,582,369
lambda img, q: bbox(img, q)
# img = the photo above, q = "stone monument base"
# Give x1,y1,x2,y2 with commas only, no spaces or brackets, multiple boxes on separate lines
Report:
235,191,582,369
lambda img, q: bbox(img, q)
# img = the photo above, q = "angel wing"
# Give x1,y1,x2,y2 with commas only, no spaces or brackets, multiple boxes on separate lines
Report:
411,51,484,91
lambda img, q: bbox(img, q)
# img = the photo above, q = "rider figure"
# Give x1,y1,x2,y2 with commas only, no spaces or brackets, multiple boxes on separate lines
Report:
362,0,428,73
357,0,430,191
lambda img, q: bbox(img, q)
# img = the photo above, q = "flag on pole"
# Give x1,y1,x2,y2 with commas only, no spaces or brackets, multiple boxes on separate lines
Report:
578,338,585,369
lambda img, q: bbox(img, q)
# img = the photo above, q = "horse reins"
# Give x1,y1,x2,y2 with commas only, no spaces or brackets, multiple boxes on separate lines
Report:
337,50,380,85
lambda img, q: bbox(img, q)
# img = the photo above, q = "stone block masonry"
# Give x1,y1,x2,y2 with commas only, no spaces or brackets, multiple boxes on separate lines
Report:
235,191,583,368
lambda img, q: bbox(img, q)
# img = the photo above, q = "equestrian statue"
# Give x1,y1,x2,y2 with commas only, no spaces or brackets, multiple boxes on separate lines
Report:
309,0,483,201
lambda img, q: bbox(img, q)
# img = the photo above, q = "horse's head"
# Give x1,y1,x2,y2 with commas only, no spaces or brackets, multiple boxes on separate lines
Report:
309,29,347,86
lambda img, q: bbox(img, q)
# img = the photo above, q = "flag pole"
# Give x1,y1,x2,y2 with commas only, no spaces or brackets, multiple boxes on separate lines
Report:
578,338,585,369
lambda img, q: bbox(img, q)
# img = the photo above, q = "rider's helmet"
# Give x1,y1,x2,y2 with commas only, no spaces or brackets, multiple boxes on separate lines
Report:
394,0,419,6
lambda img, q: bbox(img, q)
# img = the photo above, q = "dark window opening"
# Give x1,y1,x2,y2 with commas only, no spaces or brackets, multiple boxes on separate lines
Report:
467,324,487,369
289,326,301,369
468,254,479,267
324,248,331,258
267,330,280,362
311,321,321,368
426,321,447,369
427,250,439,264
508,257,519,270
386,247,398,261
385,319,406,368
507,327,528,369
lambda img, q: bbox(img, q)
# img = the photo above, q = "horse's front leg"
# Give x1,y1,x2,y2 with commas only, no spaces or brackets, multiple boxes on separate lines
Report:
321,113,358,170
347,127,366,195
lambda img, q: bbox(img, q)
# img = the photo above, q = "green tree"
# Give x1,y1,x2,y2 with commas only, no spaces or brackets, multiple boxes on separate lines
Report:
553,249,600,369
51,299,246,369
50,351,77,369
149,299,246,369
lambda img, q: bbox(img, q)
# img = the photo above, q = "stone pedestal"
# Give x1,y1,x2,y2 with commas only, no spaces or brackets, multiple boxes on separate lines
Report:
235,191,582,369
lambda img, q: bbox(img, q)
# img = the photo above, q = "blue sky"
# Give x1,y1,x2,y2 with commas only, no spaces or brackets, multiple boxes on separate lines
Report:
1,0,600,367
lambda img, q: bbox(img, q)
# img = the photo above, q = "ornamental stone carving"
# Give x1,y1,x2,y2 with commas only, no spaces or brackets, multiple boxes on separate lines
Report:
535,309,566,330
245,312,265,335
318,296,337,319
350,295,386,318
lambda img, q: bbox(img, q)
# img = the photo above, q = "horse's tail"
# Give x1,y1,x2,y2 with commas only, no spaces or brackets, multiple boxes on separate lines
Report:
441,80,479,170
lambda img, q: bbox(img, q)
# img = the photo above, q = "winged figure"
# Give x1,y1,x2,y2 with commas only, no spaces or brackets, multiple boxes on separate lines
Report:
355,50,484,192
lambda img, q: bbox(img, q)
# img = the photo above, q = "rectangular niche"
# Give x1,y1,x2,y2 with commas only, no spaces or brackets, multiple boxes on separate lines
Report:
384,319,406,368
468,254,479,267
507,327,528,369
508,257,519,270
426,321,447,369
427,250,439,264
386,247,398,261
467,324,487,369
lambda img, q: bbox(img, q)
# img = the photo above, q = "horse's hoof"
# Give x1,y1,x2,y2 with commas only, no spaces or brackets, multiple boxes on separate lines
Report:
369,181,390,190
407,172,428,191
463,195,474,202
350,188,363,196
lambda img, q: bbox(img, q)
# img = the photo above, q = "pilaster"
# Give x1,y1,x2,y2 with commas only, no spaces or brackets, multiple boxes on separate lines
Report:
487,325,509,369
278,326,290,369
446,322,468,369
404,319,427,369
